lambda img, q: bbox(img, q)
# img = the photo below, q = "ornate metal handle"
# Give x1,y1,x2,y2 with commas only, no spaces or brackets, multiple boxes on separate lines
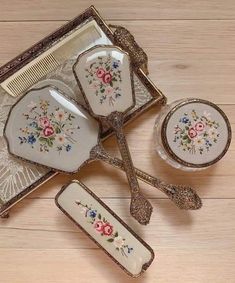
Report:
110,24,149,74
107,112,140,194
106,111,153,225
91,144,202,210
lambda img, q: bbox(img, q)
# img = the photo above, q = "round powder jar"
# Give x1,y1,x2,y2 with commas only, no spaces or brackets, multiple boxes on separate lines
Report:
154,98,232,171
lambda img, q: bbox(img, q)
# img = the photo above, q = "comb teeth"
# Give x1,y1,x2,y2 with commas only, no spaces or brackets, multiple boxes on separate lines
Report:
0,20,106,98
1,54,59,97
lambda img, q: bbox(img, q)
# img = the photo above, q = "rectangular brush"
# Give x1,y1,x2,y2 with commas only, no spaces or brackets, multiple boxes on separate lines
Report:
55,180,155,277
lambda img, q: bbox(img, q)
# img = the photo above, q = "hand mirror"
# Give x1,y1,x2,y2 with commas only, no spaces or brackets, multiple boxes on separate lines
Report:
4,85,153,224
73,45,152,224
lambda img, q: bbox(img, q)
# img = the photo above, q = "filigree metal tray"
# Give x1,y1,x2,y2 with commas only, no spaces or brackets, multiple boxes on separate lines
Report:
0,6,166,216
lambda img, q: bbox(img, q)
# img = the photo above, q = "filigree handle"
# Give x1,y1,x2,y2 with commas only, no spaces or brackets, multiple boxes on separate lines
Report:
107,112,139,193
106,111,153,225
90,144,202,210
110,25,149,74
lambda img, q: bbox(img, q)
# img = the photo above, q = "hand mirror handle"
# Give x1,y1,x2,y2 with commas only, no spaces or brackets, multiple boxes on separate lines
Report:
73,45,153,225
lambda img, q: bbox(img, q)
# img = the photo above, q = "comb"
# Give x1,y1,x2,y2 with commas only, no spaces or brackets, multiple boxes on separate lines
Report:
0,20,109,97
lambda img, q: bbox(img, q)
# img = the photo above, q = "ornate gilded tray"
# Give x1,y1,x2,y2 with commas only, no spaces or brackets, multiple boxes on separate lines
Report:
0,6,166,216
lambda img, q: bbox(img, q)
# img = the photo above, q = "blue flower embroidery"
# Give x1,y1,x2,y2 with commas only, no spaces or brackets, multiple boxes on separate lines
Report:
27,134,36,145
127,247,133,254
181,117,189,124
66,145,72,152
112,62,119,68
89,210,97,218
29,121,38,128
205,140,212,146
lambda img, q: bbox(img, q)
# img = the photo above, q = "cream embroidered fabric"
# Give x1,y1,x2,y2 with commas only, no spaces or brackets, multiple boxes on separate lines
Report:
0,88,49,204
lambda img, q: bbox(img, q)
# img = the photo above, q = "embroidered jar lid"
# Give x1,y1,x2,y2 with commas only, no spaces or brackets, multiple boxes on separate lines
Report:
161,98,231,168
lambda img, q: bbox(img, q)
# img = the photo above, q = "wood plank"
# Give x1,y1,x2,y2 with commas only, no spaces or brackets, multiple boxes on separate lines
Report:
1,21,235,103
0,199,234,250
115,20,235,60
0,248,234,283
1,20,235,63
148,59,235,103
0,199,235,282
1,1,235,21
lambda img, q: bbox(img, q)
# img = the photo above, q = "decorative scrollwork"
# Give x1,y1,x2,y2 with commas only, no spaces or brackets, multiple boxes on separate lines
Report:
111,25,149,74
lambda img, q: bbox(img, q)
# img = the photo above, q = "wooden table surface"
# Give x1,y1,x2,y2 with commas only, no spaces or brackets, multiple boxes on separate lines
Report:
0,1,235,282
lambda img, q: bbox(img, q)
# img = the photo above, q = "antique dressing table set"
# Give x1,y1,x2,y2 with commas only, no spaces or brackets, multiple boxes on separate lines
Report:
0,6,231,278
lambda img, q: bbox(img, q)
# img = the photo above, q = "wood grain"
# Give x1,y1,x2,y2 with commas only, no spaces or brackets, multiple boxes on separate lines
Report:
0,1,235,21
1,248,234,283
0,2,235,283
1,21,235,103
1,199,235,249
0,200,235,283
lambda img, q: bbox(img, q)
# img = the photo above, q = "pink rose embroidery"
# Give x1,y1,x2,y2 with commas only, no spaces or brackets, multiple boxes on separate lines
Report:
75,200,134,257
103,73,112,84
173,110,220,155
94,221,104,232
96,68,105,78
103,223,113,236
39,117,50,128
19,98,77,154
188,128,197,139
195,122,205,132
85,57,122,105
43,126,55,137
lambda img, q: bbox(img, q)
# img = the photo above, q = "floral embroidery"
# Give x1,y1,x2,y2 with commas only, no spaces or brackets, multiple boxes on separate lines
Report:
173,110,220,154
85,55,122,106
18,99,79,153
75,200,134,257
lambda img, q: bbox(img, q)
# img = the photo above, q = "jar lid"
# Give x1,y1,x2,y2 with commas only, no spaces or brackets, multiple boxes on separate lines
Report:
161,98,231,168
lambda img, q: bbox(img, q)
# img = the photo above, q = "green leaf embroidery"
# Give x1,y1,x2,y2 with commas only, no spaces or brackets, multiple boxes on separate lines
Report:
55,127,61,134
39,137,47,143
47,139,53,147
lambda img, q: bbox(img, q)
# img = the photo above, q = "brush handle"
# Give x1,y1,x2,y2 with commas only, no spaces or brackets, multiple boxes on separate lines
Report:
106,112,153,225
106,112,140,194
90,144,202,210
